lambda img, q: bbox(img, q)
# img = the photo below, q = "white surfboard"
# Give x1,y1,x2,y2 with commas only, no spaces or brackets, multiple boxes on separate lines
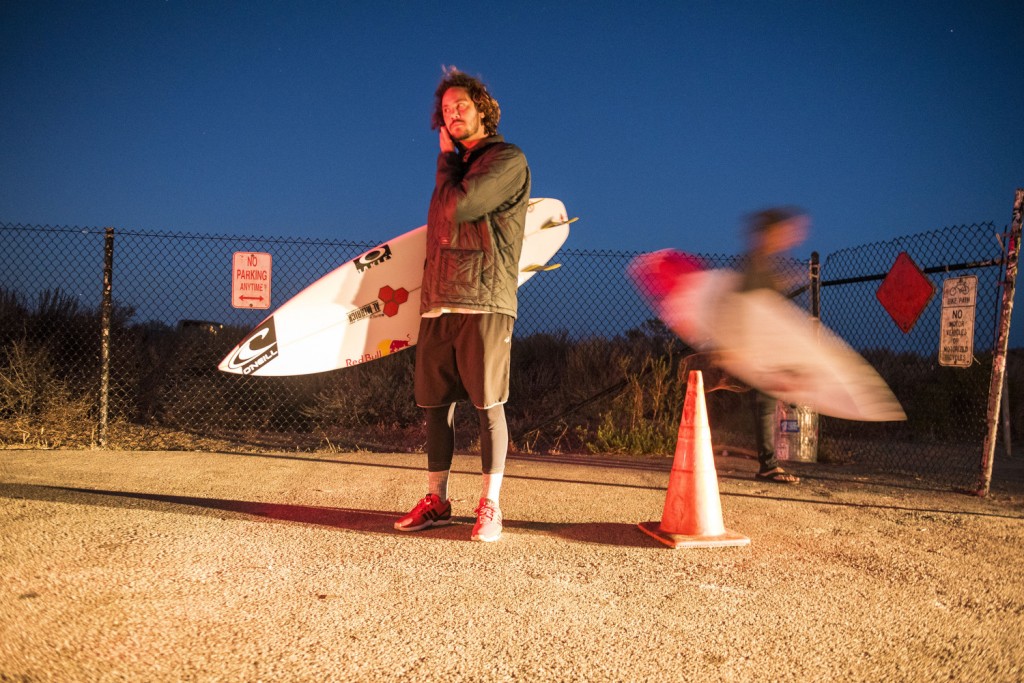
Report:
219,198,574,376
628,250,906,422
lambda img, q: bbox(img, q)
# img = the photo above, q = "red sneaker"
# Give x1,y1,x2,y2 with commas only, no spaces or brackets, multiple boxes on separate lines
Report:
472,498,503,542
394,493,452,532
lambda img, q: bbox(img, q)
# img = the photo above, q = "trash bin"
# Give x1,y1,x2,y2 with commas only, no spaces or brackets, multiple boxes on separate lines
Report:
774,401,818,462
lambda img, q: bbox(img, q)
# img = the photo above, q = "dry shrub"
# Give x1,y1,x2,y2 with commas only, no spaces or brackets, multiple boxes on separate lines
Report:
0,340,95,448
302,350,420,431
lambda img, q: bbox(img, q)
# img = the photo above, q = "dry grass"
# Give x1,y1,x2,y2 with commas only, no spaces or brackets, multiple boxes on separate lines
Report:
0,299,1012,494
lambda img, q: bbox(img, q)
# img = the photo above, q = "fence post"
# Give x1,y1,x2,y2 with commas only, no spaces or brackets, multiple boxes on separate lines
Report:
810,251,820,318
978,188,1024,495
99,227,114,448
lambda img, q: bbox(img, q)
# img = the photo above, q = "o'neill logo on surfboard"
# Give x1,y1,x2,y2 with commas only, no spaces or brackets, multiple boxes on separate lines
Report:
225,317,279,375
353,244,392,273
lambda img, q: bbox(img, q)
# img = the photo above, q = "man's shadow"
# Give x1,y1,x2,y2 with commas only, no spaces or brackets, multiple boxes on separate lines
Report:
0,483,655,548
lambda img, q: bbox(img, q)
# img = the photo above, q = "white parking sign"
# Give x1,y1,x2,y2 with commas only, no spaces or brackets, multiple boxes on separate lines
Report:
232,252,272,309
938,276,976,367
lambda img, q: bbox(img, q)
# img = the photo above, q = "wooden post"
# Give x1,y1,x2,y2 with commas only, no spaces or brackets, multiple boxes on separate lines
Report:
98,227,114,448
978,189,1023,495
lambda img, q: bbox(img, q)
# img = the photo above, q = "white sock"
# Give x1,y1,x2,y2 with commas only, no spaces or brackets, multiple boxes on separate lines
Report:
428,470,450,501
481,472,503,505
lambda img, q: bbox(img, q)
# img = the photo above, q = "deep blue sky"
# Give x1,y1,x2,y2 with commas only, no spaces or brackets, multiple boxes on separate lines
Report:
2,0,1021,257
7,1,1023,342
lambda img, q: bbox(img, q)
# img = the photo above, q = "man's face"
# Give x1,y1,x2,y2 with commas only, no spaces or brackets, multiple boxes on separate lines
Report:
761,216,809,255
441,87,487,144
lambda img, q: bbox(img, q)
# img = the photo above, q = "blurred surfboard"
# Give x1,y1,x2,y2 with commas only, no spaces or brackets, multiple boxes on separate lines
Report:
219,198,573,376
628,249,906,422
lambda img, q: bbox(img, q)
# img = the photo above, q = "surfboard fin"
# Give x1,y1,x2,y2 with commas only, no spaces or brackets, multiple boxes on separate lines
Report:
522,263,562,273
541,216,578,230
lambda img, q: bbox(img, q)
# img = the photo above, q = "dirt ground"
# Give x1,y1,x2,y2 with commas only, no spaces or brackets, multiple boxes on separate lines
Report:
2,447,1023,682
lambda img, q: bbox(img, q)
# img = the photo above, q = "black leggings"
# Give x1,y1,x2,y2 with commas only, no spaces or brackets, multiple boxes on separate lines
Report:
425,403,508,474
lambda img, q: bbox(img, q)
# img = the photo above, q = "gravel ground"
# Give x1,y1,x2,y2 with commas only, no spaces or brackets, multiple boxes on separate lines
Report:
2,447,1023,682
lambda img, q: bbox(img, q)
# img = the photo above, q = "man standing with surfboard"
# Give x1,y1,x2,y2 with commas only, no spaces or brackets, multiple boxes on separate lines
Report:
394,67,530,542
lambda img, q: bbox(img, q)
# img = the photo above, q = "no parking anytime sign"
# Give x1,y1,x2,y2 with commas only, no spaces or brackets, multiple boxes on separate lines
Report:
232,252,272,309
938,276,976,367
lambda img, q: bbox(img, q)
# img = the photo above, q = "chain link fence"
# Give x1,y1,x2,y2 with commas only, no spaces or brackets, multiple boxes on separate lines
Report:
818,220,1015,490
1,203,1018,492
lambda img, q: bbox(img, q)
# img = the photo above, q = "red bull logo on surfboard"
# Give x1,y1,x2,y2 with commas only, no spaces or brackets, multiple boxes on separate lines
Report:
344,335,413,367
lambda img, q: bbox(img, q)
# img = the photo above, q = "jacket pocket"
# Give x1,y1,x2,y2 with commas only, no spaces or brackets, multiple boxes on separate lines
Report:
440,248,483,289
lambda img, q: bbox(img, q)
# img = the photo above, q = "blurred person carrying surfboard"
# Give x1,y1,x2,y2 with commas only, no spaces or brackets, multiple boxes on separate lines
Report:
629,209,906,485
394,67,530,541
740,207,810,484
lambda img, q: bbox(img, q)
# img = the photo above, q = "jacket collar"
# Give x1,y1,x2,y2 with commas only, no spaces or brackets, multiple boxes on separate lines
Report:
460,134,504,162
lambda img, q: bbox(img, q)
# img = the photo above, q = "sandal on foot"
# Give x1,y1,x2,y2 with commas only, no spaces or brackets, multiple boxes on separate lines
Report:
755,467,800,484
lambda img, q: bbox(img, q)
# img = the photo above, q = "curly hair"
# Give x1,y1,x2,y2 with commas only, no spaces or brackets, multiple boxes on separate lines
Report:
431,66,501,136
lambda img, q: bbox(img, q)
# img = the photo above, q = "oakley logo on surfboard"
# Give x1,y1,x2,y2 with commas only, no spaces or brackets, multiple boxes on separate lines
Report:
353,244,392,273
225,317,279,375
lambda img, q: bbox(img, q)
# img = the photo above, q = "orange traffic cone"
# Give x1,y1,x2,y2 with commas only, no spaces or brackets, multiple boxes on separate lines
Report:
638,370,750,549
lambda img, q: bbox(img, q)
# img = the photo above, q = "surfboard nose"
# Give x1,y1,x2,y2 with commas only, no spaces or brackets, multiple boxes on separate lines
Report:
628,249,704,300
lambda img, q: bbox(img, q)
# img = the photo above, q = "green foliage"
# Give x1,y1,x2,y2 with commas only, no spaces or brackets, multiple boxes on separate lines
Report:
589,355,681,455
508,322,700,455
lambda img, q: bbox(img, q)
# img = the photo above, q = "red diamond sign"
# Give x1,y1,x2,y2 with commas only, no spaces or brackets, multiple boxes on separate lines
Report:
876,252,935,333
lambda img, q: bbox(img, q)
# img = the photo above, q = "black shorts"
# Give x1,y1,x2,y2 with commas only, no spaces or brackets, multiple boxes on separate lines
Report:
414,313,514,409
